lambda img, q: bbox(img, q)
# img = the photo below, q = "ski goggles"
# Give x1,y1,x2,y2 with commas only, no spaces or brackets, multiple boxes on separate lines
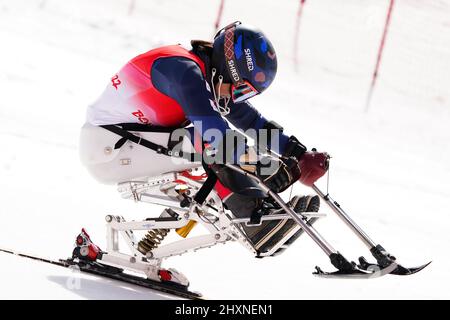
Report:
231,80,259,103
216,21,260,103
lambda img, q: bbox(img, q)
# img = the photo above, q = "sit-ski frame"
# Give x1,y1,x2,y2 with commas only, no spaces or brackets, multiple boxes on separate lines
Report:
96,167,326,283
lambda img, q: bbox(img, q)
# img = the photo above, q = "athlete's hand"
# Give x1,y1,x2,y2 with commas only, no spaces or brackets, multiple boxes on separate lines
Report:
240,150,300,193
298,150,329,186
261,156,300,193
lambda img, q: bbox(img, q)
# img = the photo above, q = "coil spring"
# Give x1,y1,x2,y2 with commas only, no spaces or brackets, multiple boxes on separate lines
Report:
137,229,170,254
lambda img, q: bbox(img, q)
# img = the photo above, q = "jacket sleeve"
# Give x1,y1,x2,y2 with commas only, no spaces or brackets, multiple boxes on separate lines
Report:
225,100,290,155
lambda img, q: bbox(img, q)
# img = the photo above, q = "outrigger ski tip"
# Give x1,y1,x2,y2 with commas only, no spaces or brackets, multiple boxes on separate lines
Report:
390,261,432,276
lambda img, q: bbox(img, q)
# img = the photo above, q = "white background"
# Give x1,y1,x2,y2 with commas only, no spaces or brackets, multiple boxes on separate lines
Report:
0,0,449,299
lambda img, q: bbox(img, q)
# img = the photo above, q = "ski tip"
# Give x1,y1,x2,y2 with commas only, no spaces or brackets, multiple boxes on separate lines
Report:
390,261,432,276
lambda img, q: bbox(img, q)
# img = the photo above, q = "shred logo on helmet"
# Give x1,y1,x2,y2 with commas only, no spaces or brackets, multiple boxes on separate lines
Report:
244,48,254,71
211,21,277,103
227,59,240,82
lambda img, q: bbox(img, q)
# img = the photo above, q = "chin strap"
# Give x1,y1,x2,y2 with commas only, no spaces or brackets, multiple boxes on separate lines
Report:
211,68,231,116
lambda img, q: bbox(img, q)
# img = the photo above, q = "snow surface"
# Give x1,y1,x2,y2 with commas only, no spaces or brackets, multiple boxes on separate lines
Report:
0,0,449,299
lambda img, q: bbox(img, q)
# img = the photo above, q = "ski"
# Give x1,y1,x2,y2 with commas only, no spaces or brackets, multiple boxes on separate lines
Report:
313,261,398,279
0,248,203,300
313,254,431,279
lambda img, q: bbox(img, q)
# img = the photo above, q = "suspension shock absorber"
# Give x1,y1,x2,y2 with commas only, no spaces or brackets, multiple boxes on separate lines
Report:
137,229,170,255
137,209,176,255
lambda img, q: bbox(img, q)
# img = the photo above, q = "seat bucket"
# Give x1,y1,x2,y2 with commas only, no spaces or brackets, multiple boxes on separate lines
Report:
79,123,199,184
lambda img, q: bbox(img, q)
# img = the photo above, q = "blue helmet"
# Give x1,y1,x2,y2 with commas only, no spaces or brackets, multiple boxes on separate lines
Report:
211,22,277,102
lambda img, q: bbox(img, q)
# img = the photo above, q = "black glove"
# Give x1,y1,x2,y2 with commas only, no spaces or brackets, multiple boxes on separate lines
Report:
282,135,307,159
253,134,307,192
255,156,300,193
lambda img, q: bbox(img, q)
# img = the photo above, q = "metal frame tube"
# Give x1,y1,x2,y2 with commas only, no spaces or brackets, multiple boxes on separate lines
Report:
312,184,377,249
268,190,336,256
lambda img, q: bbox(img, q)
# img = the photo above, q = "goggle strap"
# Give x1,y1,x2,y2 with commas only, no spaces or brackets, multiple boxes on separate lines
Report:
223,24,245,87
213,21,242,40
